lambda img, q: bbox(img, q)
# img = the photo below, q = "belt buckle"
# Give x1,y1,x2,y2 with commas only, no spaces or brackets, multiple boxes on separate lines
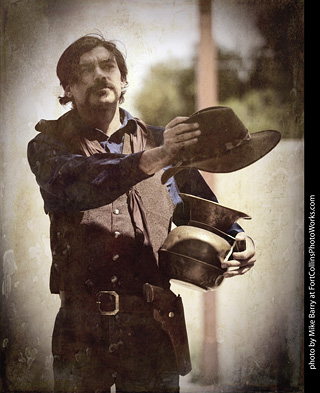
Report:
96,291,120,316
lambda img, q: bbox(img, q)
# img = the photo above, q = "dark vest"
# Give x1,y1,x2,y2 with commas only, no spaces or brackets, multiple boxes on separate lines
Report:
45,111,175,295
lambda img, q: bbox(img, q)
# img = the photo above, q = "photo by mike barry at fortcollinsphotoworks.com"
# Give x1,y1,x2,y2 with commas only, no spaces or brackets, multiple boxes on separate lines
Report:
307,194,316,372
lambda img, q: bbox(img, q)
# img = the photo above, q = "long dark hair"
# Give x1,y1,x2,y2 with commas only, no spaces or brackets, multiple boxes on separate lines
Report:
57,34,128,105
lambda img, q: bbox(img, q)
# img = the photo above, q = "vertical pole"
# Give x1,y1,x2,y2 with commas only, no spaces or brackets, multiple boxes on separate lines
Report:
197,0,219,384
197,0,218,110
197,0,218,189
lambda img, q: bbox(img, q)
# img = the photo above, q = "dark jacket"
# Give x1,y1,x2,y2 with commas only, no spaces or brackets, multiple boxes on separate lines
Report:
27,109,243,295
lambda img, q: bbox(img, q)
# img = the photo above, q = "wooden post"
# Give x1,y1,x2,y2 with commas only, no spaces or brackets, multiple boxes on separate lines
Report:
197,0,217,190
197,0,218,110
197,0,219,384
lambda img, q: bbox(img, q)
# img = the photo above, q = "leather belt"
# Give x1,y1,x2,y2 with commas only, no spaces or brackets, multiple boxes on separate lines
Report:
60,290,152,316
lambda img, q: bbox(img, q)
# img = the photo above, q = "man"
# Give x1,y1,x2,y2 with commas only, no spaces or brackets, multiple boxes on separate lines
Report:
27,34,256,393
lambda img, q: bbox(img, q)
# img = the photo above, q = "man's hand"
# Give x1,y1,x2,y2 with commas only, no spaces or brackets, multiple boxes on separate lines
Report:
222,232,256,278
139,117,201,175
162,117,201,162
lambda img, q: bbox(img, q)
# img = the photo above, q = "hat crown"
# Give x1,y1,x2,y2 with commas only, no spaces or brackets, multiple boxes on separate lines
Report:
185,106,248,157
160,105,281,184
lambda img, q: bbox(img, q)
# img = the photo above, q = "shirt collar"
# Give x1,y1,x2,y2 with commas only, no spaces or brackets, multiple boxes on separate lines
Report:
119,108,137,132
95,108,137,142
77,108,138,142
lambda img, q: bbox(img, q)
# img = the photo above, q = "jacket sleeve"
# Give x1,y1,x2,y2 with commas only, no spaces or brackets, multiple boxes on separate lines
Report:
27,133,151,212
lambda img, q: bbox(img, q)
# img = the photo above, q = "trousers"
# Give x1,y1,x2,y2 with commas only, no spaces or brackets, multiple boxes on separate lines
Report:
52,305,179,393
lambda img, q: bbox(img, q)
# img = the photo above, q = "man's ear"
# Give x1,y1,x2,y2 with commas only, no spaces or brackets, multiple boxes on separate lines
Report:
120,80,127,92
64,85,73,98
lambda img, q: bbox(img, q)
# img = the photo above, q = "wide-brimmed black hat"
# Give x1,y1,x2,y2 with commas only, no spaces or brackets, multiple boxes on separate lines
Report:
161,106,281,184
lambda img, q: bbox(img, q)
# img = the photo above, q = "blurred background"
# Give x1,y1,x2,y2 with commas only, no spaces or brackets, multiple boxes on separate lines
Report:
0,0,304,392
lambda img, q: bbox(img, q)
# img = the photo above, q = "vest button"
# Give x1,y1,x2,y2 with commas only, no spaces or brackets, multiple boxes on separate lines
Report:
111,276,118,284
113,209,120,215
114,231,121,238
112,254,120,261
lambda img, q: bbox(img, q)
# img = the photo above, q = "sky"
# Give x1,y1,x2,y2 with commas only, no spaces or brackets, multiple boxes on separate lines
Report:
116,0,265,75
75,0,265,111
113,0,265,62
5,0,266,118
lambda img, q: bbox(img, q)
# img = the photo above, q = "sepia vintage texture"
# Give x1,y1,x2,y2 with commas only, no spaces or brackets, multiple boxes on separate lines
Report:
1,0,304,391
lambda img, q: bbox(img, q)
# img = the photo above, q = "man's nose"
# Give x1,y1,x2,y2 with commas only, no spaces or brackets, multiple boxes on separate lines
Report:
93,65,106,81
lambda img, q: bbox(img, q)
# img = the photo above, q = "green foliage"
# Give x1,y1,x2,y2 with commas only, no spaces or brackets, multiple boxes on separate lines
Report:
134,57,303,138
134,0,304,138
134,61,196,127
221,89,303,139
217,49,248,102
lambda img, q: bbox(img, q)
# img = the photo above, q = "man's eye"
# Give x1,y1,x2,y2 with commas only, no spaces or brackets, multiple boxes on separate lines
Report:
101,62,115,70
79,66,93,75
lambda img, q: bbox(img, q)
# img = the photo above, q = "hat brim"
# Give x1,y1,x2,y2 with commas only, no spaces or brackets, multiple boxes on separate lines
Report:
161,129,281,184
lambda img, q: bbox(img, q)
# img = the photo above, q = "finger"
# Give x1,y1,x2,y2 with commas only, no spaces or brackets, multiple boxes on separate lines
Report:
223,263,254,278
222,254,256,269
166,125,201,140
232,235,255,260
235,232,246,241
165,116,189,129
221,259,240,269
232,243,256,261
171,129,201,143
232,249,255,261
179,137,200,148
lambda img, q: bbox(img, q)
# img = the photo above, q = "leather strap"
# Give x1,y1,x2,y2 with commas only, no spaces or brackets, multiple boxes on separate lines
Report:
60,291,152,315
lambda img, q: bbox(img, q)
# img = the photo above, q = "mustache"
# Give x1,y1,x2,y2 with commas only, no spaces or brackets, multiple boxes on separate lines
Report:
86,79,117,96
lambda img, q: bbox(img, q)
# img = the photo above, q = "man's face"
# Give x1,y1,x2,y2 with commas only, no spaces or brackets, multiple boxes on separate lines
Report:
65,46,125,111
